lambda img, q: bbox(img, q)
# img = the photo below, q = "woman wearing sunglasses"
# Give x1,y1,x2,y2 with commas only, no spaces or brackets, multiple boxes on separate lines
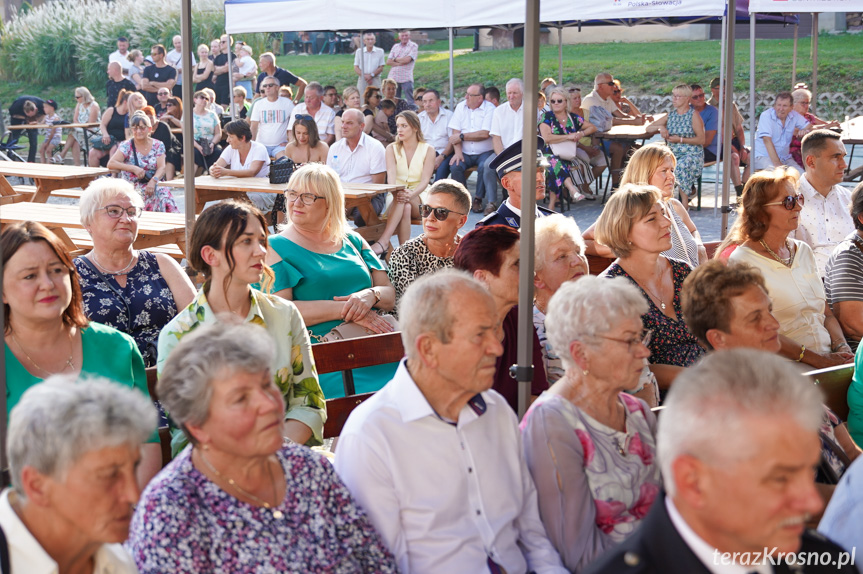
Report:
387,179,470,310
266,163,397,399
722,167,853,368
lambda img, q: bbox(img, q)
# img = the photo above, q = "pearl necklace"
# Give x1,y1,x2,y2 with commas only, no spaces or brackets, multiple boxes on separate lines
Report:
91,251,137,276
198,449,284,519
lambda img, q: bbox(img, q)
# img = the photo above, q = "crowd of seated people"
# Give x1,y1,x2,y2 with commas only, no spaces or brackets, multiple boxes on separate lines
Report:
6,42,863,574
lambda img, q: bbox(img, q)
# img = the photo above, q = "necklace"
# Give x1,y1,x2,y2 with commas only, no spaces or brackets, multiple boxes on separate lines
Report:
759,239,794,268
10,331,74,376
91,251,136,276
612,435,630,456
198,449,284,519
635,265,668,311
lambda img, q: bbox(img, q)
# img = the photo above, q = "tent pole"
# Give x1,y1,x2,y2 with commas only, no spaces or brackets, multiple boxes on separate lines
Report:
558,26,563,84
715,11,727,216
721,0,737,238
811,13,818,107
792,22,798,86
182,0,196,251
228,31,237,121
749,12,756,161
517,0,540,420
448,28,455,110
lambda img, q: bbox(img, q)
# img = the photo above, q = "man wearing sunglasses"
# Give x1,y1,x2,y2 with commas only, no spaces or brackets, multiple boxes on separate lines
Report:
477,137,553,229
791,129,853,277
250,77,295,157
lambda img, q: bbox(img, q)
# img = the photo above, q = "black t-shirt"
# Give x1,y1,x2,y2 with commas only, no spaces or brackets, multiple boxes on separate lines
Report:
106,78,136,108
213,52,234,90
255,67,299,94
9,96,45,117
142,65,177,106
154,103,168,118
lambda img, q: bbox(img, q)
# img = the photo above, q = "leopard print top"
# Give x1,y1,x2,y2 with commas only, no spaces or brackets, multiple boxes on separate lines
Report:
387,234,461,315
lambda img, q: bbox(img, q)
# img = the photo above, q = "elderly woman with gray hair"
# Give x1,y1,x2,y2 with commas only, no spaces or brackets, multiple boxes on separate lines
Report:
520,275,662,573
74,178,195,367
2,377,157,572
129,322,397,573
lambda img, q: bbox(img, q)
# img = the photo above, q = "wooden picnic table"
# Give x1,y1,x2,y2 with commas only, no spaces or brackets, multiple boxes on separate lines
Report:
0,202,187,255
7,122,100,131
162,176,403,241
841,116,863,182
595,112,667,141
0,160,109,203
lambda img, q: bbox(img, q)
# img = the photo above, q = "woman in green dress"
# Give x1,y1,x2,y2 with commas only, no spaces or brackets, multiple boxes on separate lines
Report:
266,163,398,398
157,200,325,450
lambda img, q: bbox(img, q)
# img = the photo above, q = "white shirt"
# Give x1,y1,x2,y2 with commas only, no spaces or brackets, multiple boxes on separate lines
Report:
335,360,567,574
419,108,453,154
491,102,525,149
504,199,541,219
666,497,773,574
353,45,385,76
288,102,336,137
108,50,130,75
218,140,270,177
581,89,618,115
250,96,295,147
448,100,495,156
791,173,855,277
327,132,386,183
0,489,139,574
164,49,196,85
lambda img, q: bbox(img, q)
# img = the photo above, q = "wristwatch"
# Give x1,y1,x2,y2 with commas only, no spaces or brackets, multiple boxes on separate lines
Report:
459,133,464,141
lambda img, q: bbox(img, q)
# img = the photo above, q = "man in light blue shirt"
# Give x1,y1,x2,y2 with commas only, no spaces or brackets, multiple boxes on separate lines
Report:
753,91,811,174
819,456,863,572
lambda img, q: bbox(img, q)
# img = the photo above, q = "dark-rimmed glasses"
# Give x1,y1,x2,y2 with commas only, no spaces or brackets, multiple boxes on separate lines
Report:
764,194,805,210
103,205,143,219
285,190,325,205
261,83,277,89
597,329,653,353
419,204,465,221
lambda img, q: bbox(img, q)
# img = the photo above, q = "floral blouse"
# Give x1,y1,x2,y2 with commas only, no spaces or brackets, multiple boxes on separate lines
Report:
520,392,661,572
116,138,165,195
604,258,706,368
127,444,398,573
156,288,326,445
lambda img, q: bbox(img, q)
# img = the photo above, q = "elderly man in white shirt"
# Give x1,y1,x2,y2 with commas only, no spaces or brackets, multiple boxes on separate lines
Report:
479,78,526,215
418,88,453,181
327,108,387,224
288,81,336,145
354,32,385,93
335,270,568,574
791,129,853,277
448,84,497,214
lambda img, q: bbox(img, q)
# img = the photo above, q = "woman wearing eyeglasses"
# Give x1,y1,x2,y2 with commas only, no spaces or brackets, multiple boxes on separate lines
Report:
520,276,661,573
191,89,223,175
721,167,853,369
107,111,180,212
266,163,398,398
387,179,470,311
73,178,195,367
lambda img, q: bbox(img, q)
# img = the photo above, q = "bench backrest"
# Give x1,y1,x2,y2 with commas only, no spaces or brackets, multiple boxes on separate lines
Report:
805,363,854,421
586,240,721,276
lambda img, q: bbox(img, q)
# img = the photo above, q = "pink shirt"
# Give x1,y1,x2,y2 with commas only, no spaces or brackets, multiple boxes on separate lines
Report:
387,40,418,83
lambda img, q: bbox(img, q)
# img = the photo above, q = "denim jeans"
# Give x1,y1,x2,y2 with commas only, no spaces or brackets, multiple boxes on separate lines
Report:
449,150,494,201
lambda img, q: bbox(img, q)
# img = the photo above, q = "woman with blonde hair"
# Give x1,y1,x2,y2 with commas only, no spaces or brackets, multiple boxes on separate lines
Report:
334,86,373,141
56,86,100,165
372,110,436,256
266,164,397,398
127,50,146,89
584,143,706,267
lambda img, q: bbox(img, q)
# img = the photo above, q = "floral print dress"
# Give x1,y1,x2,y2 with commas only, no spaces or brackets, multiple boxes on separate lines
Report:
520,392,661,572
127,444,398,573
115,138,179,212
666,107,704,198
540,110,593,199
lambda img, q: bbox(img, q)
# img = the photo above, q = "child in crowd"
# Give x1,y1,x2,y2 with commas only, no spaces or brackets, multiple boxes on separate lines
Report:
40,100,63,164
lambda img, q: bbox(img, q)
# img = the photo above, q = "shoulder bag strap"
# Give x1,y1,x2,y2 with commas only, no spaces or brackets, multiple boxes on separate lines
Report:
129,139,141,168
79,256,133,332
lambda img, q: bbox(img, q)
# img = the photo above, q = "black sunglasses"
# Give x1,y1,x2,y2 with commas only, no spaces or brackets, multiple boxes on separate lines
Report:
295,114,314,121
764,193,805,210
604,81,616,86
419,204,465,221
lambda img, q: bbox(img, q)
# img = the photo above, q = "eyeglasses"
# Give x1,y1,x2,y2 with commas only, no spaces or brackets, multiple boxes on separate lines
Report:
285,190,325,205
764,193,805,210
166,102,176,107
158,92,169,96
261,84,277,89
419,204,465,221
596,329,653,353
131,125,150,131
466,93,483,98
604,81,616,86
102,205,143,218
295,114,314,121
691,93,705,100
549,99,565,104
612,90,621,95
75,95,83,99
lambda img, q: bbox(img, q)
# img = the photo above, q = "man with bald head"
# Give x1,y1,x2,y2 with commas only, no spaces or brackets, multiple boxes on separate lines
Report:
105,61,135,108
327,108,387,222
165,34,195,98
448,84,496,213
256,51,306,104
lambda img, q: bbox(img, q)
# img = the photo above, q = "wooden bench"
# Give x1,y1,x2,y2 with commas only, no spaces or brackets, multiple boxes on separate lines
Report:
805,363,855,421
694,160,717,211
145,366,173,468
12,184,85,199
64,228,185,261
313,331,405,443
586,240,720,275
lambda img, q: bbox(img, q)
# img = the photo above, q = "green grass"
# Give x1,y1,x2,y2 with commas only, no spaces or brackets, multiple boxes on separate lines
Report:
2,33,860,116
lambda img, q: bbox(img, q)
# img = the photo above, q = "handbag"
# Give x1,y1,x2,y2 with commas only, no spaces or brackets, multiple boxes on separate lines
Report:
550,140,579,162
89,133,116,151
317,313,399,342
130,140,156,184
269,156,296,185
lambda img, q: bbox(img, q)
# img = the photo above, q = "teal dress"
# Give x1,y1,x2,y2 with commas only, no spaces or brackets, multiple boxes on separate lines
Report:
269,231,398,398
4,322,159,443
847,345,863,445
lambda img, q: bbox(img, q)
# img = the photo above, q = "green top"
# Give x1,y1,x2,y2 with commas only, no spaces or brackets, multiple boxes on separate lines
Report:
847,346,863,446
269,231,397,398
157,287,326,446
5,322,158,443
